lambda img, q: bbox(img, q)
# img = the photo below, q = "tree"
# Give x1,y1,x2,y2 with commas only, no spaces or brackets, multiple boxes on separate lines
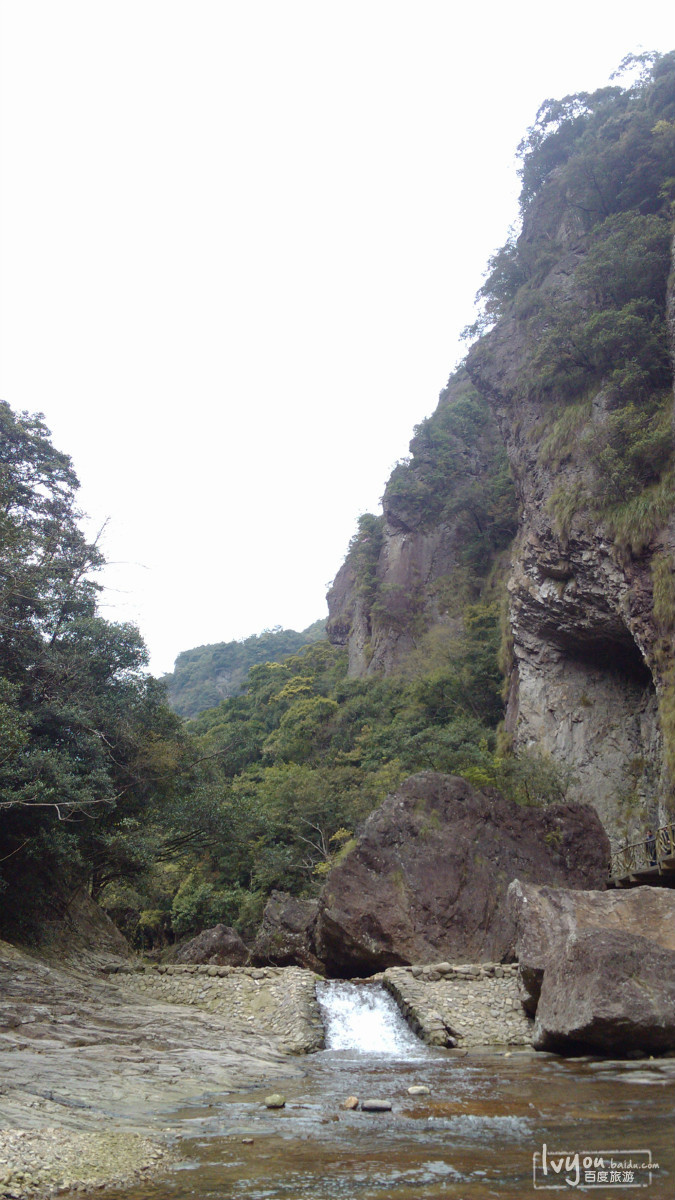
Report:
0,402,186,938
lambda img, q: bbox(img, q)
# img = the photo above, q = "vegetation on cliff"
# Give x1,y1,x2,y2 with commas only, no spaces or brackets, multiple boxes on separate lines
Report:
468,51,675,551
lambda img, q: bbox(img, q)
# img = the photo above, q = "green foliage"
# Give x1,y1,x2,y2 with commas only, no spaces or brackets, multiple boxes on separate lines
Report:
652,554,675,633
163,620,326,718
576,212,671,307
348,513,384,604
469,54,675,556
126,595,521,942
384,374,517,554
0,402,189,939
529,296,671,406
516,53,675,217
604,469,675,554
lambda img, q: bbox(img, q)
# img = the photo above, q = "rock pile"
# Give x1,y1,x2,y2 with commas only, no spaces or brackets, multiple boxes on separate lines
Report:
0,1129,171,1199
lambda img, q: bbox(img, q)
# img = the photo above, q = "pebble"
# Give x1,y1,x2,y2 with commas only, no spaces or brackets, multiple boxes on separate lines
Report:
264,1094,286,1108
361,1099,392,1112
343,1095,359,1109
407,1085,430,1095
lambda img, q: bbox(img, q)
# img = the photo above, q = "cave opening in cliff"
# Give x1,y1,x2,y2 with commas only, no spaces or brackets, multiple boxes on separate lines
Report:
553,633,653,687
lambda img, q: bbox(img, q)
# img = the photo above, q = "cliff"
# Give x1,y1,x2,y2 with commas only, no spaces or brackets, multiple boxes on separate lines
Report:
327,53,675,845
326,371,517,676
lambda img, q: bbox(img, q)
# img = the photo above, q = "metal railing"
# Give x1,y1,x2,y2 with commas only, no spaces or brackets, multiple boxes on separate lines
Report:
609,822,675,879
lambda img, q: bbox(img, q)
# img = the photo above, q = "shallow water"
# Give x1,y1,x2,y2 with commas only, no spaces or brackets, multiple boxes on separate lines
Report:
102,983,675,1199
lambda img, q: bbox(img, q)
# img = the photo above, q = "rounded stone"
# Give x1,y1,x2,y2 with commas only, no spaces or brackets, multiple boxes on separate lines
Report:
361,1099,392,1112
343,1095,359,1110
264,1094,286,1108
407,1085,431,1095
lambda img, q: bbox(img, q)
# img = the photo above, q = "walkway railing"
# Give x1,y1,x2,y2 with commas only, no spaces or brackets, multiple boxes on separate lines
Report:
609,821,675,879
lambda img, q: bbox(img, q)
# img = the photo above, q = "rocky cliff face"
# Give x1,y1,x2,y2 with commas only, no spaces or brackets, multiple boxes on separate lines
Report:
326,62,675,846
326,371,516,676
465,218,674,844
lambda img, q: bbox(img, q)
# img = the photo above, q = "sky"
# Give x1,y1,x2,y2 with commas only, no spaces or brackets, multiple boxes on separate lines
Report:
1,2,673,675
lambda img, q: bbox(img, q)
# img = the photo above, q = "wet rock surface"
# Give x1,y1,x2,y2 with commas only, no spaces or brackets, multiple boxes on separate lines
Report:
509,881,675,1053
316,772,609,975
0,939,320,1198
382,962,533,1048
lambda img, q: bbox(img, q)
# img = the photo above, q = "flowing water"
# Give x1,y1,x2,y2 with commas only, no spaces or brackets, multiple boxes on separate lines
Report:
103,982,675,1199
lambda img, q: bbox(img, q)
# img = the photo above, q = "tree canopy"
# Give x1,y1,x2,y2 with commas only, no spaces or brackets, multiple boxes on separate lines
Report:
0,402,188,937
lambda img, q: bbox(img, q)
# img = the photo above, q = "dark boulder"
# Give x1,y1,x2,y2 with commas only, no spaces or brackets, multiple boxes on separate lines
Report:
174,923,249,966
508,880,675,1053
315,772,609,976
250,891,323,972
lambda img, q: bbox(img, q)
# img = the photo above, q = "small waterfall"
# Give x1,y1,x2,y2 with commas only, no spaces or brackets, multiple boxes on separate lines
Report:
317,981,428,1056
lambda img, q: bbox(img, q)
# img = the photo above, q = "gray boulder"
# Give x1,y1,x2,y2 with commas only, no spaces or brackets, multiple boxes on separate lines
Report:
535,928,675,1054
315,772,610,976
251,891,323,972
508,881,675,1054
174,923,249,966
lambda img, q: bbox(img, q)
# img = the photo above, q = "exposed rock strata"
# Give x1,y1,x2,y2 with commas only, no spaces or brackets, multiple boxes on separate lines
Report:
326,197,675,848
0,939,318,1197
467,280,669,843
465,206,675,843
315,773,610,976
508,881,675,1054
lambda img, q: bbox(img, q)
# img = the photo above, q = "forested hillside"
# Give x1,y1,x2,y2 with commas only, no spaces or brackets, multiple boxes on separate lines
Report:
164,622,325,718
2,50,674,950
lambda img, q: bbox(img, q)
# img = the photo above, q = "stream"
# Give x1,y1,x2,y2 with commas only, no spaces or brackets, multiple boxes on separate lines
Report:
102,981,675,1199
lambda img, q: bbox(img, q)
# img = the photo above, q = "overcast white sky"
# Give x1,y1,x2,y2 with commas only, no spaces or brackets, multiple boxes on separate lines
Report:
1,3,673,674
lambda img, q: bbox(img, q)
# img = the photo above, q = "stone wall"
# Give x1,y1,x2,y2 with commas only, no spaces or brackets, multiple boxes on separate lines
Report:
109,963,324,1054
383,962,533,1048
109,960,533,1052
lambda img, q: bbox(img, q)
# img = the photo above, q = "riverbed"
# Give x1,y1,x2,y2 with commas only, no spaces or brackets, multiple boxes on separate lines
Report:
98,983,675,1200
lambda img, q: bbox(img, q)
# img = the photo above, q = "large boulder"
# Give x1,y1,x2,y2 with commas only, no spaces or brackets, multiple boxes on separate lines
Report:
536,929,675,1055
250,891,323,972
174,924,249,966
315,772,609,976
508,881,675,1054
